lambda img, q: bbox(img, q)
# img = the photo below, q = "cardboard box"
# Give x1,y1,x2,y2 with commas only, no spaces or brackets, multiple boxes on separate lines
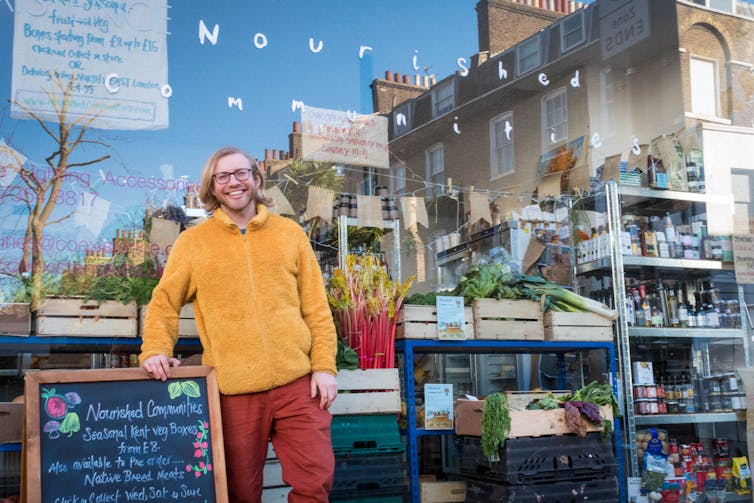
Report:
454,398,612,438
421,481,466,503
0,402,23,443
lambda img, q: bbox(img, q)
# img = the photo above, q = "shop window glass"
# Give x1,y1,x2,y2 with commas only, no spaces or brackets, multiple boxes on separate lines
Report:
432,81,454,117
425,144,444,198
542,88,567,148
490,112,514,179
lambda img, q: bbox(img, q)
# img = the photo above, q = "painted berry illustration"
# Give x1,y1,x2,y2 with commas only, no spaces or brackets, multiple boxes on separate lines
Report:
44,393,67,419
41,388,82,439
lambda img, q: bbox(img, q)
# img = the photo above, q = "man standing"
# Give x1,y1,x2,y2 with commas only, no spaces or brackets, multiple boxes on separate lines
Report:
140,146,338,502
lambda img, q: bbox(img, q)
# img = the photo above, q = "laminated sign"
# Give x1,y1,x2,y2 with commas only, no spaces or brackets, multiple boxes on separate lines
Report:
12,0,169,130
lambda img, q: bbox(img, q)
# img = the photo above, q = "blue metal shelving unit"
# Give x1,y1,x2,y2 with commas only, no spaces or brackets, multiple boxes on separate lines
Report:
395,338,623,503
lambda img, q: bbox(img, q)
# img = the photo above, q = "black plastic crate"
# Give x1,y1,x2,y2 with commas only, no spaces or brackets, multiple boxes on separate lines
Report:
329,452,407,500
460,432,617,484
465,475,619,502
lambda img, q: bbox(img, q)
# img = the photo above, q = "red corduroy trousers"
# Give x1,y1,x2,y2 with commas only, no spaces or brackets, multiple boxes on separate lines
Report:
220,375,334,502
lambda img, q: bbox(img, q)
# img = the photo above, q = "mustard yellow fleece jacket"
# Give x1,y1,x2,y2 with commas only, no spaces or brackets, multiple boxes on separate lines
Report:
140,205,337,395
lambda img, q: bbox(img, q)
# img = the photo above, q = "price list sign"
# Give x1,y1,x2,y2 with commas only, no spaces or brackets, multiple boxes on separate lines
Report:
24,367,227,503
732,234,754,284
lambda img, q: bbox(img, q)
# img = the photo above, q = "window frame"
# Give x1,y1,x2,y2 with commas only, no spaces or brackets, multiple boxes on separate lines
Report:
431,80,455,118
393,102,412,137
489,111,515,180
391,163,406,194
425,143,444,198
541,87,568,149
560,11,585,53
516,36,541,76
689,55,720,118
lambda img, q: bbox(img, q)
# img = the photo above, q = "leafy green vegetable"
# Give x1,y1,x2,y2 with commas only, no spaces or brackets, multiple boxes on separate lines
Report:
405,291,454,306
336,338,359,370
481,392,511,463
525,393,562,410
451,264,618,320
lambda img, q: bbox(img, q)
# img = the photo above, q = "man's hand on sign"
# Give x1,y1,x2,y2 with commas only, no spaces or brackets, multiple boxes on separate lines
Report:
143,354,181,381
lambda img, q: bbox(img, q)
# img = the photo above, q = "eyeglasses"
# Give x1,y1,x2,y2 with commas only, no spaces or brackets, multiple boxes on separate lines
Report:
212,168,253,184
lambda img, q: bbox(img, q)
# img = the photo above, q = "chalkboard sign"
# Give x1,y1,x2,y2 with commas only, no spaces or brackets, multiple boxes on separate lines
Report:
24,366,228,503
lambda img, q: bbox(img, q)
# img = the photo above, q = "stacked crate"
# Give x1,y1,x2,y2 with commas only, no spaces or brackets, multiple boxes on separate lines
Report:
459,432,619,501
329,369,406,502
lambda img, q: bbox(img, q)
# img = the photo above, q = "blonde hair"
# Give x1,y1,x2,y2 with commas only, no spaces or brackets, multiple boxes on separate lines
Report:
198,146,272,213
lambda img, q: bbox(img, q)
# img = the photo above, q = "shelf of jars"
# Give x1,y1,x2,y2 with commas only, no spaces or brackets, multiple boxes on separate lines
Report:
628,327,745,340
634,412,745,425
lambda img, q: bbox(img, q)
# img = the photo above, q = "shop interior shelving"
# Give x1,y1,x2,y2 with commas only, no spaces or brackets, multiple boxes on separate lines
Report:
576,180,751,485
395,338,621,503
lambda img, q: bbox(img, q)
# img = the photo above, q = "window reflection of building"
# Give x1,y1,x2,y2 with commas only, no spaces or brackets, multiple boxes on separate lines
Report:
368,0,753,291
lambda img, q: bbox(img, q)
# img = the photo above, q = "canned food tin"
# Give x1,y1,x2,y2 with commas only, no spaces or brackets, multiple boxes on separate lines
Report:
634,385,647,399
646,385,658,398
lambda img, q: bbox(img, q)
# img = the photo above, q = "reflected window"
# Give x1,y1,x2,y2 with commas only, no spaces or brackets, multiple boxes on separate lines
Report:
391,163,406,194
517,36,541,75
542,87,567,148
690,56,719,118
432,80,455,117
490,112,514,179
394,103,412,137
363,167,377,195
561,12,585,52
693,0,734,13
425,143,444,198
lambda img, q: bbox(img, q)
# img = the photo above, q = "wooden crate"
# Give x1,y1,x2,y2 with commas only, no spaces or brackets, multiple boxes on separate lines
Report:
36,298,137,337
472,299,544,340
454,398,612,437
0,402,23,443
397,305,474,339
504,390,570,411
0,303,31,336
330,368,400,415
139,303,199,338
544,311,613,341
421,481,467,503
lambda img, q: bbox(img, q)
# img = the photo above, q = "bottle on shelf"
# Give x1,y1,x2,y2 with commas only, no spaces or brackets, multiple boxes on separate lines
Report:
639,285,652,327
656,280,671,327
678,296,689,328
649,154,668,190
632,287,645,327
667,288,680,327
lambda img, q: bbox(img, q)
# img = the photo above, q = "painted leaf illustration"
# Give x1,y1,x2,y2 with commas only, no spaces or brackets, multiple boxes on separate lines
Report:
180,380,201,398
168,382,183,399
59,412,81,437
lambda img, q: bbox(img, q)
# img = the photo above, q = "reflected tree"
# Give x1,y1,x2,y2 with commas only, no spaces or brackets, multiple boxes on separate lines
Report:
1,75,112,311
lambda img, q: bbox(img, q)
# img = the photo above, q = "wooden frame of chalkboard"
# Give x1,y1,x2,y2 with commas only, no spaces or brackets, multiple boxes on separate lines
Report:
24,366,228,503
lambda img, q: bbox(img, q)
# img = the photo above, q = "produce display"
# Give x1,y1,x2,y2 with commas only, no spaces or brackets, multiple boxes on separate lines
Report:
479,382,619,463
327,254,414,369
452,263,618,320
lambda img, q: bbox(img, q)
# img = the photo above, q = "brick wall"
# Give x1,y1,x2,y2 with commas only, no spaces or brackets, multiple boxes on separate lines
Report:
476,0,562,55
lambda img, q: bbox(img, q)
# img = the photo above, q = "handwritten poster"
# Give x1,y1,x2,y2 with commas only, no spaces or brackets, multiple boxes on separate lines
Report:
301,105,389,169
733,234,754,284
12,0,169,130
25,367,227,503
